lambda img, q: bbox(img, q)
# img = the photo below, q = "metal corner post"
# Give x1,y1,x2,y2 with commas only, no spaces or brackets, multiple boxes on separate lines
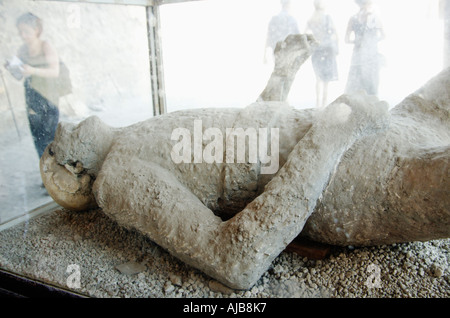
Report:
147,4,167,116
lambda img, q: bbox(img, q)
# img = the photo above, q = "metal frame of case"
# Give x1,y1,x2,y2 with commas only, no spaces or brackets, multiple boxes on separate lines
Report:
35,0,205,116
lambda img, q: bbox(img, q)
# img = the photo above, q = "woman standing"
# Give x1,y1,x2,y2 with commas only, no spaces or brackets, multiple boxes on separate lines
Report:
306,0,339,108
345,0,385,97
9,13,70,159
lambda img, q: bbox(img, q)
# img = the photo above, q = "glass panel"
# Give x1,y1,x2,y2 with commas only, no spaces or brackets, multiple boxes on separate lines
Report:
0,0,152,226
0,0,448,298
160,0,277,111
161,0,446,112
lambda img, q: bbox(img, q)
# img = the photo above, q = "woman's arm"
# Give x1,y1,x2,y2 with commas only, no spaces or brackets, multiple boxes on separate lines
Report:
23,41,60,78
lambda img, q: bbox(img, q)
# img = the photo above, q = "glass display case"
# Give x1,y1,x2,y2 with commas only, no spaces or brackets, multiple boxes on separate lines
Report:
0,0,448,299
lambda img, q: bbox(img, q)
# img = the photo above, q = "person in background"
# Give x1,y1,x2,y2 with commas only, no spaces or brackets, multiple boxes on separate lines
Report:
264,0,300,64
305,0,339,108
440,0,450,69
5,13,68,159
344,0,385,97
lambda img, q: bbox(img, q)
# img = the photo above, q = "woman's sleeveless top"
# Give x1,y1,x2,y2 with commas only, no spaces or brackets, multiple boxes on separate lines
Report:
18,43,68,105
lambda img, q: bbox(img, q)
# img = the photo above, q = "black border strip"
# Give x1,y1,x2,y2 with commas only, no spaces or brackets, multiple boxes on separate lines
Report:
0,269,85,298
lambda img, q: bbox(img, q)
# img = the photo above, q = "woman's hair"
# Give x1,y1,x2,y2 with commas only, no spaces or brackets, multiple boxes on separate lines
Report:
16,12,43,36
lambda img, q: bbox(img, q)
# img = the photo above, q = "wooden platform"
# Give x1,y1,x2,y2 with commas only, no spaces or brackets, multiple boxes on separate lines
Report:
285,237,331,260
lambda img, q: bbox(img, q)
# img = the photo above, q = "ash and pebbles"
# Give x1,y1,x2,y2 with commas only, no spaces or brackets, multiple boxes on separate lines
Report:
0,209,448,298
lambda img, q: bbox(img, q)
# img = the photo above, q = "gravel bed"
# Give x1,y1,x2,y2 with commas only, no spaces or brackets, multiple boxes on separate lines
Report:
0,208,448,298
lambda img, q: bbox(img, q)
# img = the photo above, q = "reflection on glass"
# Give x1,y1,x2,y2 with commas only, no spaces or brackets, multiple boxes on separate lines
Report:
441,0,450,68
0,0,152,225
264,0,300,64
344,0,385,97
305,0,339,108
161,0,445,112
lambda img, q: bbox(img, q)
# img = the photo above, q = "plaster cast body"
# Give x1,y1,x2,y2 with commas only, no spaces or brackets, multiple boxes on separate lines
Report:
40,34,450,289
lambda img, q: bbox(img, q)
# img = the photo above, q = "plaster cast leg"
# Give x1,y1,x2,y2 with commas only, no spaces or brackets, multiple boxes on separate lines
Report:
94,94,389,290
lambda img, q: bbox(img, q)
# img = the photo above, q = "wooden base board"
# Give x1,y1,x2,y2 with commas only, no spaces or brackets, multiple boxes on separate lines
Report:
285,237,331,260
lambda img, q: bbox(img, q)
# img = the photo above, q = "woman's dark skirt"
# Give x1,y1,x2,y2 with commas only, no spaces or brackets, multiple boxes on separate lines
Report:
24,78,59,159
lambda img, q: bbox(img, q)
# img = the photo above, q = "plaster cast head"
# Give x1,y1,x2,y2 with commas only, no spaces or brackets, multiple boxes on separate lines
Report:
50,116,114,176
40,116,114,211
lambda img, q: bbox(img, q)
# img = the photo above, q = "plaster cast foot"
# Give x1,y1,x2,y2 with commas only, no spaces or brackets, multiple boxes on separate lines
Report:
259,34,316,102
